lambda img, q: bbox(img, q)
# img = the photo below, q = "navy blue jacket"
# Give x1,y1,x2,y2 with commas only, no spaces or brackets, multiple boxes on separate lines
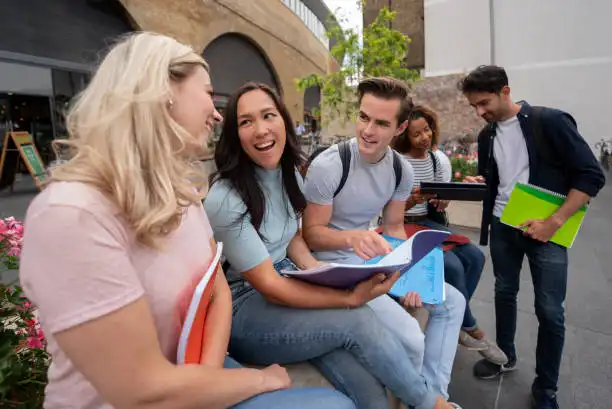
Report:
477,102,606,245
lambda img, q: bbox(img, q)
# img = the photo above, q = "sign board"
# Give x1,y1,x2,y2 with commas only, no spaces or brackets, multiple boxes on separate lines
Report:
0,132,47,191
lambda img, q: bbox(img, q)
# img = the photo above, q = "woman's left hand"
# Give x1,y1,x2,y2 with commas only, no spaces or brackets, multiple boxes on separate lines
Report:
429,199,450,211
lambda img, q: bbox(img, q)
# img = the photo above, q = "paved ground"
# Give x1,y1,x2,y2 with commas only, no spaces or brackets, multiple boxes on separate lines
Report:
449,177,612,409
2,174,611,408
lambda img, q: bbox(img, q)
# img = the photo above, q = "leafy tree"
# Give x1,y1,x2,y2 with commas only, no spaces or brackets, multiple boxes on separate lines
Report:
297,1,420,125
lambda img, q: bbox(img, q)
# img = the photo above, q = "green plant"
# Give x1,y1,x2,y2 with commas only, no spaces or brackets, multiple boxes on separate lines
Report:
450,154,478,181
296,1,419,125
1,217,50,409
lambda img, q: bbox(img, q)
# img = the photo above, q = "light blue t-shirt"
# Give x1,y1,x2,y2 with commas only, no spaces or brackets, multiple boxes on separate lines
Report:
203,167,301,283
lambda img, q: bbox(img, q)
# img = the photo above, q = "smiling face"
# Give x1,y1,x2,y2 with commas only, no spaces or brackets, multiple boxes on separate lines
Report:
237,89,286,170
169,65,222,153
407,117,434,153
356,93,408,163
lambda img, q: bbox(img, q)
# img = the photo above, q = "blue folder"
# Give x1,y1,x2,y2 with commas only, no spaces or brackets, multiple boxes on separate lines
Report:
366,235,446,305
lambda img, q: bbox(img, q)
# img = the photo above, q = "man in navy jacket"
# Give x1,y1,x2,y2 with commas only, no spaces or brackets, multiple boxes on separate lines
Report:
459,65,605,409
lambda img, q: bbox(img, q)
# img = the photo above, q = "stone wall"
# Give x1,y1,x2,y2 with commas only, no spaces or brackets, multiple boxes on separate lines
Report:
411,74,486,143
119,0,332,123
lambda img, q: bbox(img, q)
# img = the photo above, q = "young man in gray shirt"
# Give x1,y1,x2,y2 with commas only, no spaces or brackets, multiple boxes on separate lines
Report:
303,77,466,408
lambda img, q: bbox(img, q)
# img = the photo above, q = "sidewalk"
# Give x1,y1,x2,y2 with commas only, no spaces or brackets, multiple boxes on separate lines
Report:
448,180,612,409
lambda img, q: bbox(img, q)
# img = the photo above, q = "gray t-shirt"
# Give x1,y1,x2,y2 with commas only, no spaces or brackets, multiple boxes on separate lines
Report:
304,138,414,263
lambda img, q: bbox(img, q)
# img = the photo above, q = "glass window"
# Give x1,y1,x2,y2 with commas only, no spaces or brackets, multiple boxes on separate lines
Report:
0,61,53,96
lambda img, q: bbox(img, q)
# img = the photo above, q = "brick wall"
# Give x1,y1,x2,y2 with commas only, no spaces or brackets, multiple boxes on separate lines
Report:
119,0,332,124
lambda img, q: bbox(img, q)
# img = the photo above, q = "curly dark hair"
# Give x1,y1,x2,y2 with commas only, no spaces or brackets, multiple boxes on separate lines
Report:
391,105,440,154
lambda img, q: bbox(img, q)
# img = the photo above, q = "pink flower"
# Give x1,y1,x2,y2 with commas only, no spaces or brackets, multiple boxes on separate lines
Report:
455,172,462,179
457,154,463,159
7,246,20,257
27,335,44,349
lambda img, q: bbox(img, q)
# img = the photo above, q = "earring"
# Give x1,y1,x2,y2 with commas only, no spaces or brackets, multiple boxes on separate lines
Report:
168,99,174,109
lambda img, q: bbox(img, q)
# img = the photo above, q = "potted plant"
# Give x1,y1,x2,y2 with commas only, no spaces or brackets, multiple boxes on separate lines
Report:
0,217,50,409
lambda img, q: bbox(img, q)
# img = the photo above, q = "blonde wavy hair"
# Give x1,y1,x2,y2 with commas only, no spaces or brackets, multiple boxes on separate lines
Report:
50,32,210,249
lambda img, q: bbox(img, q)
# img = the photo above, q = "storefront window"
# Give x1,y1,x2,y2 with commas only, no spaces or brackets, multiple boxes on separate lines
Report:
51,69,89,138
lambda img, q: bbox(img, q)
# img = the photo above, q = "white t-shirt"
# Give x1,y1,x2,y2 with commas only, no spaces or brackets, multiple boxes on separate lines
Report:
493,116,530,217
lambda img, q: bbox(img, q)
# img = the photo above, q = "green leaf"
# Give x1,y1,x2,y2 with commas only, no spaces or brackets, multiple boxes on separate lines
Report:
296,4,420,128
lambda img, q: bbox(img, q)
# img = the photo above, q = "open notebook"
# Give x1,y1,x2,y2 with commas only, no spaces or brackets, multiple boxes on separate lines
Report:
280,230,449,289
366,235,446,305
501,183,588,248
176,242,223,365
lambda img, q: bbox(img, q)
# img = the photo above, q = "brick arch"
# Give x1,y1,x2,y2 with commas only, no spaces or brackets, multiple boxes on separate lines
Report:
202,32,282,97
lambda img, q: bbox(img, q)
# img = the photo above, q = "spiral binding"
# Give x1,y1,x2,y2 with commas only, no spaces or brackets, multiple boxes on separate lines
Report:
524,183,567,199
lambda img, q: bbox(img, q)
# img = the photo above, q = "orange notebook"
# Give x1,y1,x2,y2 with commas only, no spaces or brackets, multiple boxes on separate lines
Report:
176,242,223,364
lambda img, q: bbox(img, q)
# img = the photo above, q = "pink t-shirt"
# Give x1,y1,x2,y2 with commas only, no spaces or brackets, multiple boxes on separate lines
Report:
20,182,215,409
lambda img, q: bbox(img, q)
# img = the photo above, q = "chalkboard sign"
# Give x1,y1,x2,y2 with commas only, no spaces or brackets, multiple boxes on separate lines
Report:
0,132,47,191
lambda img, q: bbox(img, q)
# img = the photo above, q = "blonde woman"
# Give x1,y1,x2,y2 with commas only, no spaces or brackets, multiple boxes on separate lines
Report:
19,32,354,409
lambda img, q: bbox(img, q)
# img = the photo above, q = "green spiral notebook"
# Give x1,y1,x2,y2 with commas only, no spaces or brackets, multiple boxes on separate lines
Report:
500,183,588,248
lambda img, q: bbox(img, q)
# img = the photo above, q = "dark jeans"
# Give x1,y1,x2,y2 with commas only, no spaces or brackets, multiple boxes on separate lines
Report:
417,219,486,330
490,217,567,392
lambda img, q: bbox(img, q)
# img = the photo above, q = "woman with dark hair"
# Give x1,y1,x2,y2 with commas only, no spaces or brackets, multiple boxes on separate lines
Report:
204,83,458,409
392,105,507,366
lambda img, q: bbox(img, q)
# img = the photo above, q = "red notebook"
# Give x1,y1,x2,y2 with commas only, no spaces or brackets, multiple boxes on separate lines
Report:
176,242,223,364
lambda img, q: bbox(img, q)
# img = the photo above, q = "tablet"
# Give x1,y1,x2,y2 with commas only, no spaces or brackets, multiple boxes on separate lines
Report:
419,182,487,201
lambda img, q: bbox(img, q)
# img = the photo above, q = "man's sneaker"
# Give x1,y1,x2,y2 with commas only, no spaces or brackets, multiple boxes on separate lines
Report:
478,339,509,366
473,356,517,380
459,330,488,350
531,386,560,409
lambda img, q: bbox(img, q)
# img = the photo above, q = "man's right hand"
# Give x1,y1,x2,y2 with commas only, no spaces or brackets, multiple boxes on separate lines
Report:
260,364,292,392
348,230,393,260
463,175,486,183
349,271,400,307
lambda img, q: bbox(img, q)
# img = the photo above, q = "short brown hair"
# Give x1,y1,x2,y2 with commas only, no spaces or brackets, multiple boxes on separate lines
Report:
358,76,413,124
391,105,440,153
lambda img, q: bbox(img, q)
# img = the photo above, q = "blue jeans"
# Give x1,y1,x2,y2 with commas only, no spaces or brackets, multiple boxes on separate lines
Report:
416,219,486,330
490,217,567,392
367,285,465,400
230,259,439,409
225,356,356,409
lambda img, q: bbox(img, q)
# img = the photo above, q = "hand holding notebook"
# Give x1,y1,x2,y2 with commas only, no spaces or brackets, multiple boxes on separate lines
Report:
500,183,588,248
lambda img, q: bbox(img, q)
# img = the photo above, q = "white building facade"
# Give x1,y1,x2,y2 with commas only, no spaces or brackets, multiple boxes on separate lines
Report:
424,0,612,147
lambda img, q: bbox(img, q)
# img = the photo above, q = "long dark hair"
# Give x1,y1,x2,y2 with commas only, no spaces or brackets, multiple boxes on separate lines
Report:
210,82,306,235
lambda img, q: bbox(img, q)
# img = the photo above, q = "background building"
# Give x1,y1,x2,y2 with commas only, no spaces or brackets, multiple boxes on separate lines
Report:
425,0,611,148
0,0,336,176
363,0,425,70
364,0,611,148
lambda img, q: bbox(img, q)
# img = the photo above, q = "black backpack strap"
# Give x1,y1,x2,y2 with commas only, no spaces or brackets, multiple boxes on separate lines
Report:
428,150,438,176
391,151,403,190
334,141,351,197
